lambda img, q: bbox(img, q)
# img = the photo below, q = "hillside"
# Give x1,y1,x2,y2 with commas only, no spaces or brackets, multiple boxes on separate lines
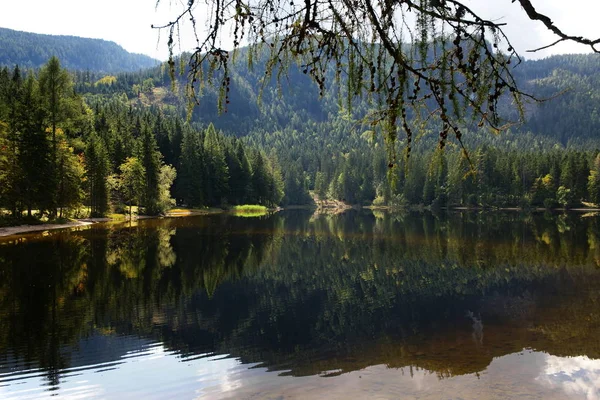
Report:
3,45,599,212
68,51,600,207
77,51,600,147
0,27,159,73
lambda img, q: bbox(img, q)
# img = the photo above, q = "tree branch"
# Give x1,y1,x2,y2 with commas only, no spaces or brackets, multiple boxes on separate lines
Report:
516,0,600,53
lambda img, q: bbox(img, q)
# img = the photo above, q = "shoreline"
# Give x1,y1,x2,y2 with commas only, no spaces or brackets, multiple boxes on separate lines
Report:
0,207,257,239
0,220,94,238
0,215,158,238
2,205,600,239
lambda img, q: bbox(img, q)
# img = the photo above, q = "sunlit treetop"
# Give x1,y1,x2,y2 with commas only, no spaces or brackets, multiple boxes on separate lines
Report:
154,0,599,162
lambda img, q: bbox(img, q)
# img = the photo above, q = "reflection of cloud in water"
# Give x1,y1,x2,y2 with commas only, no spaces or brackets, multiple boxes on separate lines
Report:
195,354,245,396
540,355,600,400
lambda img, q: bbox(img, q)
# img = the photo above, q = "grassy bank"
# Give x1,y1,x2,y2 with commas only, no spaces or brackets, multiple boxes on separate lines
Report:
231,205,269,217
166,207,225,217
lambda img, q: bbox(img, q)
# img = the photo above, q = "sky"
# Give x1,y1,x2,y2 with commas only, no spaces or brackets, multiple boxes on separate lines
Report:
0,0,598,61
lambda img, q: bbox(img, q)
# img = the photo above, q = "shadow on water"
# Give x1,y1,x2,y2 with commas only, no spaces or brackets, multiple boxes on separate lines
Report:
1,210,600,392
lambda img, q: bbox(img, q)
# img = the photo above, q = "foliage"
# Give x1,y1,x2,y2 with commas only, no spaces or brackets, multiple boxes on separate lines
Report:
157,164,177,213
0,59,87,218
0,56,287,221
85,134,110,216
118,157,146,217
70,49,600,208
2,51,600,219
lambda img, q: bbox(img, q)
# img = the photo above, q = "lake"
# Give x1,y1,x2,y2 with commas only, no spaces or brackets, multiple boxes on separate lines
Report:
1,210,599,399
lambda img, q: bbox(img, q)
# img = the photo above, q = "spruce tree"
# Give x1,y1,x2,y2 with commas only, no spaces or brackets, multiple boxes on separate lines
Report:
138,126,162,215
85,134,110,216
178,128,204,206
18,74,52,216
203,124,229,206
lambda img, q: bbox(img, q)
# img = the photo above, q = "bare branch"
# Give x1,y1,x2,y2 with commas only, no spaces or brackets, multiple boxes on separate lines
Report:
527,38,566,53
153,0,597,161
516,0,600,53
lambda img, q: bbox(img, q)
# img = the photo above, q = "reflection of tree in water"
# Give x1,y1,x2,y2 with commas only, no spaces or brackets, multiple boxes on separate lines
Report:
161,211,600,377
2,211,600,385
0,233,89,387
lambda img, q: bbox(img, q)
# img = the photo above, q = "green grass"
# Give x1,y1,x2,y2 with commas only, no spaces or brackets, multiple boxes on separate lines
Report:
166,207,223,217
106,213,128,221
231,205,268,217
232,205,268,212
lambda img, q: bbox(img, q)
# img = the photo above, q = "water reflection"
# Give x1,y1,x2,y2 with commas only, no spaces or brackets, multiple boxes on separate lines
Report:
542,355,600,400
1,210,600,398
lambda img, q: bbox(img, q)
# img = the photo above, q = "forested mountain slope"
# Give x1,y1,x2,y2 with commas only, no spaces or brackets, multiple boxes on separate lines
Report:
70,51,600,207
0,27,159,73
77,52,600,146
2,45,600,217
515,54,600,146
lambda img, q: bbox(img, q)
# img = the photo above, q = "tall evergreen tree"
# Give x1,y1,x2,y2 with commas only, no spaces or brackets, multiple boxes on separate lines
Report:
38,57,76,216
138,125,162,214
86,134,110,216
177,128,204,206
18,73,52,216
588,154,600,205
203,124,229,206
38,56,72,156
4,66,24,215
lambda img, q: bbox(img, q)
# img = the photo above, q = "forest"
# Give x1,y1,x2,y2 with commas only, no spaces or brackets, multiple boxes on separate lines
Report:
74,51,600,209
1,52,600,224
0,27,158,73
0,57,284,223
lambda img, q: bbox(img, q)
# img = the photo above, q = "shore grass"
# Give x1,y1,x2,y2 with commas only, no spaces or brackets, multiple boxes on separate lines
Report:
106,213,128,221
231,205,269,217
232,205,268,211
166,207,223,217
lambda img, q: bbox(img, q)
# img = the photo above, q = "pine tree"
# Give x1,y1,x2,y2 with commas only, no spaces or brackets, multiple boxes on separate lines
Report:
224,140,245,205
178,128,204,206
38,57,76,216
250,150,269,205
267,152,285,206
169,118,183,170
138,125,162,215
203,124,229,205
0,121,11,211
38,57,72,156
85,134,110,216
55,134,85,217
588,154,600,205
4,66,23,216
235,141,252,203
18,73,52,216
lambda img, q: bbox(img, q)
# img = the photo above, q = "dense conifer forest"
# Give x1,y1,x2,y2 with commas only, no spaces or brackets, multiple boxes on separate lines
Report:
0,57,284,222
1,48,600,222
0,27,158,73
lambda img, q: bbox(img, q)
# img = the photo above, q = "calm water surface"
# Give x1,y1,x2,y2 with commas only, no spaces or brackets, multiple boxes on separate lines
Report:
1,210,600,399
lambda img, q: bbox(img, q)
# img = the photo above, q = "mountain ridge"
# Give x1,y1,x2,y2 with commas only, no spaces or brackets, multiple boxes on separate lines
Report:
0,27,159,73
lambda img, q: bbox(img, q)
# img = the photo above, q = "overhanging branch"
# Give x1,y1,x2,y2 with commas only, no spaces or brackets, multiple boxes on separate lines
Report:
516,0,600,53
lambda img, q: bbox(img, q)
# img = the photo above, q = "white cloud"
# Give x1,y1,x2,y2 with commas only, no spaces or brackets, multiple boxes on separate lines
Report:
539,355,600,400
